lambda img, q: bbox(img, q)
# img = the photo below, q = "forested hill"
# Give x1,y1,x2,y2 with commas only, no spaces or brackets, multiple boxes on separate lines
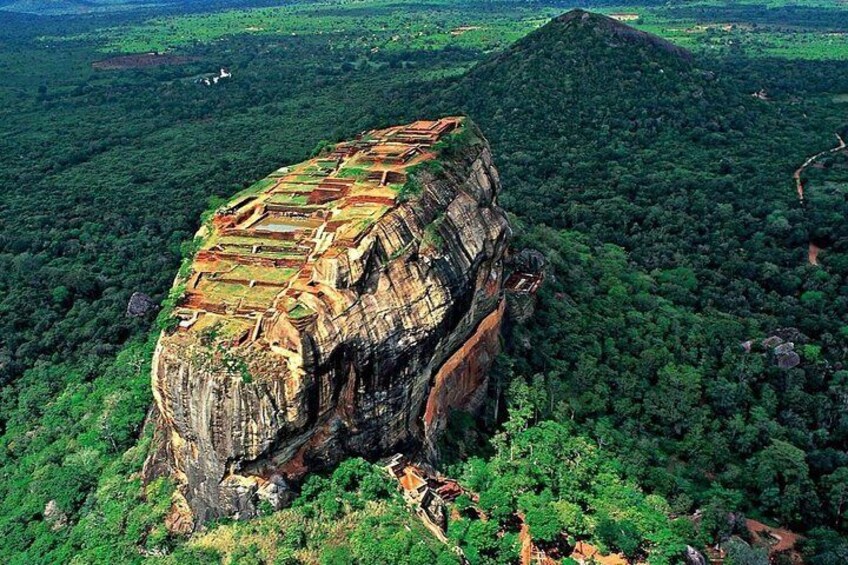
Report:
417,8,847,336
390,8,848,549
489,8,693,66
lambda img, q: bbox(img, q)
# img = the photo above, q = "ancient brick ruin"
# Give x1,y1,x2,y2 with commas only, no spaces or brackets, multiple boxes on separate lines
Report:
175,117,462,351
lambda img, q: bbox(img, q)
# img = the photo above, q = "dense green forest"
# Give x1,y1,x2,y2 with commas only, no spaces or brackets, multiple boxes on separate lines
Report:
2,1,848,563
400,11,848,559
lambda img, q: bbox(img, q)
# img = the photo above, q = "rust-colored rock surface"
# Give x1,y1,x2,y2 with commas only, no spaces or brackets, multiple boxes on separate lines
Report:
143,118,510,527
422,300,504,451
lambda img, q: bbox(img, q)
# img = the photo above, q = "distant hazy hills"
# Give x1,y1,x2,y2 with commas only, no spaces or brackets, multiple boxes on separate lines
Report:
0,0,155,16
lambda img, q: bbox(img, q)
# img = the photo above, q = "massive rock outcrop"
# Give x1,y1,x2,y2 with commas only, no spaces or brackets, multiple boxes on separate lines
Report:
143,118,510,528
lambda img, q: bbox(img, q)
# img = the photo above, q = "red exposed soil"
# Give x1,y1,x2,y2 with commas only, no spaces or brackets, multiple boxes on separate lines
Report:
809,242,820,266
92,53,197,70
519,519,533,565
746,519,803,563
570,541,630,565
399,467,427,492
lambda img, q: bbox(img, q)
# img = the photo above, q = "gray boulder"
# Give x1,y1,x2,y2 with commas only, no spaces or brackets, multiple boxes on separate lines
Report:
513,248,546,273
684,545,708,565
126,291,159,318
43,500,68,531
773,342,795,356
777,350,801,370
761,335,784,348
258,475,294,511
772,342,801,370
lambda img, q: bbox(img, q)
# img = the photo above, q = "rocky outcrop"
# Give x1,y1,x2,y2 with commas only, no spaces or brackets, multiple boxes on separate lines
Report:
684,545,707,565
126,291,159,317
43,500,68,532
740,327,807,370
143,118,510,528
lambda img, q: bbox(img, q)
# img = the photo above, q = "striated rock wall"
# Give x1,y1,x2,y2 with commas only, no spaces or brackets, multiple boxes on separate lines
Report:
422,300,504,455
144,119,510,527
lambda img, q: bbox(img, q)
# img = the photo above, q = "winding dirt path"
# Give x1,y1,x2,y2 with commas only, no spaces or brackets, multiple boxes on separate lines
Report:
793,133,846,265
794,133,845,201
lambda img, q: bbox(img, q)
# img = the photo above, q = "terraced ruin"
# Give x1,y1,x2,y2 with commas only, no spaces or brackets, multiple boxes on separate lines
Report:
176,117,462,349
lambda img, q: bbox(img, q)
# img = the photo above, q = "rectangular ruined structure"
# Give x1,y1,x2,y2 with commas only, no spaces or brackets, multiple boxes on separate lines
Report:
175,117,462,347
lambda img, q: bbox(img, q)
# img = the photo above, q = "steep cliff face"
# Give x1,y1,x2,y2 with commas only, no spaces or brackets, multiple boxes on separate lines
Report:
144,118,510,528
